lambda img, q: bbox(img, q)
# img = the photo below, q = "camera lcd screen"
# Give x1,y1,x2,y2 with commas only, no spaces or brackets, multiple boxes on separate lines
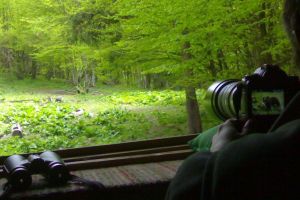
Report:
252,90,285,115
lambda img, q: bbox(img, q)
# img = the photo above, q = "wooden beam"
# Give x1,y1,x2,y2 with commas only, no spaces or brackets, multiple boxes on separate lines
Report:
0,135,197,178
64,145,189,162
0,149,193,178
0,134,196,163
56,134,196,158
66,149,193,171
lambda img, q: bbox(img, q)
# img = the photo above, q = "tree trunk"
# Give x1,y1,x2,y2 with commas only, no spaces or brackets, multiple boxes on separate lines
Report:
283,0,300,68
207,49,217,76
71,68,78,85
217,48,228,71
209,59,217,76
46,66,54,80
185,86,202,134
259,2,273,64
144,74,151,89
182,40,202,134
91,68,96,87
31,61,37,79
244,42,255,68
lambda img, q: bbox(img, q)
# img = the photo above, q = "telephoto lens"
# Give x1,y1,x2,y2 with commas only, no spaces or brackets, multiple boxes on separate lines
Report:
3,155,32,189
207,80,242,120
39,151,70,184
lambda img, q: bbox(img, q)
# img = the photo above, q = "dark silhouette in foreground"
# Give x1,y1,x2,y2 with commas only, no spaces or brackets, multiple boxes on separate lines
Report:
166,1,300,199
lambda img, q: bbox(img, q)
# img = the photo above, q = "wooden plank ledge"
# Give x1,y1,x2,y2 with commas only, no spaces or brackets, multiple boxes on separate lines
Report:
67,149,193,171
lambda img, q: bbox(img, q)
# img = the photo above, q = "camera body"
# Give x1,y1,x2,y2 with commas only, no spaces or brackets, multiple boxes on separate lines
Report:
208,64,300,131
3,151,70,189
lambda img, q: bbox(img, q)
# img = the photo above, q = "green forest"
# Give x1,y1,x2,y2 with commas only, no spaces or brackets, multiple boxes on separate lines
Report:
0,0,298,155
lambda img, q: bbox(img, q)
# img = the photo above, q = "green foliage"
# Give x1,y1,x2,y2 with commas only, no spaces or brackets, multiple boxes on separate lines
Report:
0,0,296,154
0,101,149,155
102,90,187,106
0,0,297,87
112,0,296,87
0,79,217,155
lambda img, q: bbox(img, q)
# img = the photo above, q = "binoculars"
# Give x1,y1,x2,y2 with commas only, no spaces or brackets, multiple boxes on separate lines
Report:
3,151,70,190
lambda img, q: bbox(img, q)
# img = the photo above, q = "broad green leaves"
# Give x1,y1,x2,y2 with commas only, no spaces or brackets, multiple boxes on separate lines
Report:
0,88,198,155
0,0,294,87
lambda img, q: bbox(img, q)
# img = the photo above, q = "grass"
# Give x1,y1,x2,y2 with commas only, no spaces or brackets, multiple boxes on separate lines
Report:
0,76,220,155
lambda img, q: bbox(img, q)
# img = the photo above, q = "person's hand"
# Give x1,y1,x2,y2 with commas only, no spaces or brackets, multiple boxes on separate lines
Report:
210,119,256,152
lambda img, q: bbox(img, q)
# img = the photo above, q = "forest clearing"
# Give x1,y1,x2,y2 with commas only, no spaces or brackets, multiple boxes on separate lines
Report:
0,77,219,155
0,0,298,155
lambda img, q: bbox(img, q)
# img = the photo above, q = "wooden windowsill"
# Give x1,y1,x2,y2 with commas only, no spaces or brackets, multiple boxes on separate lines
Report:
0,135,196,200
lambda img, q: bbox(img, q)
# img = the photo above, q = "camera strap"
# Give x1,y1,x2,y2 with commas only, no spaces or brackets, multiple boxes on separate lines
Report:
68,174,105,190
0,174,105,199
0,182,13,200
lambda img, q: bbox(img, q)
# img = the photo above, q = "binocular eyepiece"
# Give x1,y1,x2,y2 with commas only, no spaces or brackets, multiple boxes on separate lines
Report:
3,151,70,189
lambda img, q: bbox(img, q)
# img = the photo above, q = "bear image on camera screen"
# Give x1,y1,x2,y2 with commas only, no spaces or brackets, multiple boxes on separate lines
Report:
261,96,281,112
252,91,284,115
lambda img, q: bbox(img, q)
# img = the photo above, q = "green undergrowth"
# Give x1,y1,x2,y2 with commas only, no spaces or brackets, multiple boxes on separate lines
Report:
0,101,189,155
0,78,220,155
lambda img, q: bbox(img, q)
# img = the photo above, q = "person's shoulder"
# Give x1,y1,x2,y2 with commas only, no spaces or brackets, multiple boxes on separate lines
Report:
215,119,300,161
274,119,300,135
204,121,300,200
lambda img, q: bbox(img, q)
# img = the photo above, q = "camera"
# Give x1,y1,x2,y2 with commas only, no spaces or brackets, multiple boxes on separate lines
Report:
207,64,300,131
3,151,70,189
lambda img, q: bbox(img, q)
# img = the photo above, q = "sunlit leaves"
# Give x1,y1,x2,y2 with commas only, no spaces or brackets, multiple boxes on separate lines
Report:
0,0,295,86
